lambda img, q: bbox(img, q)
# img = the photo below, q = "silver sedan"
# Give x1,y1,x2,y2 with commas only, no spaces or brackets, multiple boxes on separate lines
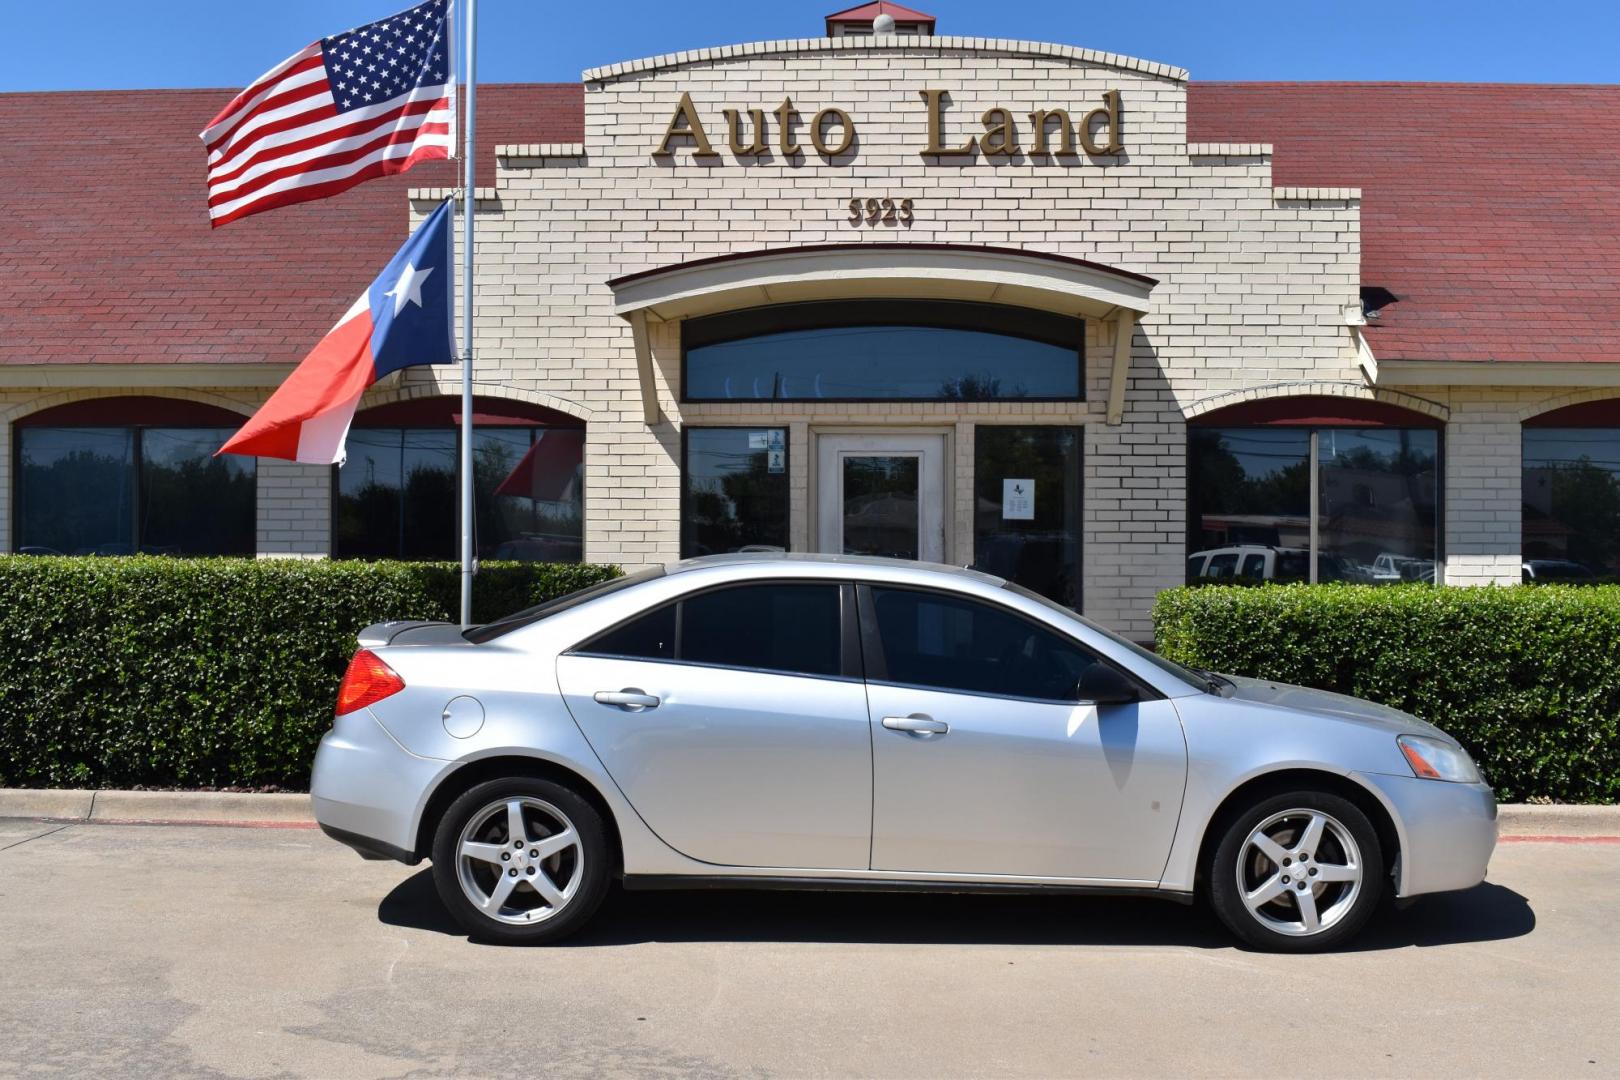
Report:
310,554,1497,952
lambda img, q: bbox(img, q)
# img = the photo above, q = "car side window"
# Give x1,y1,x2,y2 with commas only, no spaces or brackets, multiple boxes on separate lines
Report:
1240,553,1266,579
579,603,675,661
1206,553,1239,579
867,586,1105,702
680,583,841,678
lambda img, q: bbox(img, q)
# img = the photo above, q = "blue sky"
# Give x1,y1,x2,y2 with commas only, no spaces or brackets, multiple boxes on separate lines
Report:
7,0,1619,92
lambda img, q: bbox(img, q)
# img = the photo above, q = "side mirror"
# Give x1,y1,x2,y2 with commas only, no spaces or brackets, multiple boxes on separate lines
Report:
1076,664,1140,706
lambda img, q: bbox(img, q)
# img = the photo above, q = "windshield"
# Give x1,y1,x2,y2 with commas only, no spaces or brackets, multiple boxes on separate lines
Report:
463,566,664,643
1001,581,1211,692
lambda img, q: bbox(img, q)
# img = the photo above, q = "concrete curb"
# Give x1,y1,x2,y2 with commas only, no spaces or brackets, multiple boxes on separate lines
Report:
1496,804,1620,837
1,789,1617,834
0,789,314,825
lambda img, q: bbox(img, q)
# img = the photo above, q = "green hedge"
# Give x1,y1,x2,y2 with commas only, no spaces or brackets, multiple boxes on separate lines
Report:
0,557,620,791
1153,584,1620,803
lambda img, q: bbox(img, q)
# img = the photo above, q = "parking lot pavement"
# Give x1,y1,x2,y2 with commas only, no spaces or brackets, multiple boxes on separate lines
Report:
0,822,1615,1080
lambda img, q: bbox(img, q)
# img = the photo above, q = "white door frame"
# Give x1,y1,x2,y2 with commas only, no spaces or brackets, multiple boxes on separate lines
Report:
815,431,949,562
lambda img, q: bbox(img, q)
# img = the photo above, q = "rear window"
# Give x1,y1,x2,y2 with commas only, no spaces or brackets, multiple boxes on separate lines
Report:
462,567,664,643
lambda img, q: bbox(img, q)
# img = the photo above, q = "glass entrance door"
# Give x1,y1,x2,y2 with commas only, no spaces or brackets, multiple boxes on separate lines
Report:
816,434,946,562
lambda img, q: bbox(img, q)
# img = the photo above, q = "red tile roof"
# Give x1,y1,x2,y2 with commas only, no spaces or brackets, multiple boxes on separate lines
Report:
1188,82,1620,365
0,84,581,367
2,79,1616,369
825,3,936,26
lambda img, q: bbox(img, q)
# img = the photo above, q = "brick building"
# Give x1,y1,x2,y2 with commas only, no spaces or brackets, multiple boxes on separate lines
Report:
3,9,1618,639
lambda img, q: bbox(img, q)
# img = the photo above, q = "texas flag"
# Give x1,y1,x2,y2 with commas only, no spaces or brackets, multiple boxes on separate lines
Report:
219,201,455,463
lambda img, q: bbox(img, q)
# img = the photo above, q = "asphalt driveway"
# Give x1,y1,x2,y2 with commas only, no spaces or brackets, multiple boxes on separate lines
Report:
0,818,1614,1078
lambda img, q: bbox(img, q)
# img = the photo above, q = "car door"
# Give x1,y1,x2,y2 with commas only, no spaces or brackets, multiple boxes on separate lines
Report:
555,580,872,870
861,584,1188,883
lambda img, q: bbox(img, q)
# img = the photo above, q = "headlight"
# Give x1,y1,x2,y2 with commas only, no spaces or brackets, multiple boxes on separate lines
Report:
1397,735,1480,784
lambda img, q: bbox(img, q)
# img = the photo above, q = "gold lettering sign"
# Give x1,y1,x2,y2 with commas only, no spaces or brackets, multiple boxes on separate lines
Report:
652,89,1125,161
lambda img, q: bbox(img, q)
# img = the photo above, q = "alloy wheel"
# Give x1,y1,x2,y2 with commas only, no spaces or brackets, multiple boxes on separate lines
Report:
454,796,584,925
1236,808,1363,937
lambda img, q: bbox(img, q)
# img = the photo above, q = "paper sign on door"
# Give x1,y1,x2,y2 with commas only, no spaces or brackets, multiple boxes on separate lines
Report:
1002,479,1035,520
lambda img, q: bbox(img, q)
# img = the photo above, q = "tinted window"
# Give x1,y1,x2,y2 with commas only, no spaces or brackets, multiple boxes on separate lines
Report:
681,584,841,677
583,604,675,661
973,425,1082,607
869,587,1101,702
682,428,789,557
17,426,254,556
1523,427,1620,582
336,426,583,561
683,301,1082,402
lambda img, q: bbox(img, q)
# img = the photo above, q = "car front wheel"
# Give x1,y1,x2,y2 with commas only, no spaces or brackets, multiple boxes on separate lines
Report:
430,776,612,944
1209,790,1384,952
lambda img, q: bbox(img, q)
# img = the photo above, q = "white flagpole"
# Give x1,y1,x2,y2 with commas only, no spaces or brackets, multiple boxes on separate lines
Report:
458,0,478,625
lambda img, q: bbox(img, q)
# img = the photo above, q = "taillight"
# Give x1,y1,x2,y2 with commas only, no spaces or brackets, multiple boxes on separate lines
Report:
335,649,405,715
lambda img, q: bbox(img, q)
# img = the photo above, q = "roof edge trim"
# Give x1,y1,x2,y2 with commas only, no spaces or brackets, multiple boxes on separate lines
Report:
582,36,1188,86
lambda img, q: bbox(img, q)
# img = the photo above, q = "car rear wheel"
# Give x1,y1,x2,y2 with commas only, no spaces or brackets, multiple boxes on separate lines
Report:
430,776,611,944
1209,790,1383,952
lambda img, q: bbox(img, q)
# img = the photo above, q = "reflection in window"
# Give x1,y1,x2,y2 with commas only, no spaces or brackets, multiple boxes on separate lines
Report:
683,301,1082,402
973,426,1083,608
1318,429,1438,583
843,456,920,559
870,587,1099,702
1188,426,1438,584
335,426,583,561
680,584,842,677
16,427,254,556
1187,429,1310,583
681,428,789,558
1523,428,1620,582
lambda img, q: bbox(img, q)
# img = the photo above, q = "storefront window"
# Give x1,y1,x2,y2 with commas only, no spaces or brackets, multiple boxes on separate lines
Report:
1187,428,1311,581
973,426,1083,608
1317,428,1438,583
1523,423,1620,582
335,426,583,562
16,425,255,556
682,428,790,557
1187,402,1440,585
683,301,1082,402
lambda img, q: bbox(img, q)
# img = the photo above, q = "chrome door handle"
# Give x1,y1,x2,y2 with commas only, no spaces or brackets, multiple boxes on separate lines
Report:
594,689,660,711
882,715,949,736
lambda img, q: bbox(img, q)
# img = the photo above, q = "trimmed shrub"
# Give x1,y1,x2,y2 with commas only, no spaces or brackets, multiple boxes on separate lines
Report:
1152,584,1620,803
0,557,620,791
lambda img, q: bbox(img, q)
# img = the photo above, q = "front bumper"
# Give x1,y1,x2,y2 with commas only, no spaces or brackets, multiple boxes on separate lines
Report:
309,709,446,864
1354,771,1498,898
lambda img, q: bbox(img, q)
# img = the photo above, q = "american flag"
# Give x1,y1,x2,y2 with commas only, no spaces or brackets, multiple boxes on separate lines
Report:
200,0,454,228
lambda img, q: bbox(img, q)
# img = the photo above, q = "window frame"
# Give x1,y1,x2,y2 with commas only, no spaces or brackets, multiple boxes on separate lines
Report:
679,425,793,559
853,582,1158,705
679,300,1086,405
12,422,256,557
568,579,863,683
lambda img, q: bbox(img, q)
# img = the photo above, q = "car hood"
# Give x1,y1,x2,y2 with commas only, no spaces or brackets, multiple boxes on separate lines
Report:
1218,674,1453,742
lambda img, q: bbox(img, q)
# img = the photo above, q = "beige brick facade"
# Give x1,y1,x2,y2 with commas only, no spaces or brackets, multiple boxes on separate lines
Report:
4,35,1618,637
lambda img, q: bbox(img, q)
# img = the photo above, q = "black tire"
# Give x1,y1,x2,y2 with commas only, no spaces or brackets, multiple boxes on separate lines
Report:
430,776,612,945
1208,789,1384,953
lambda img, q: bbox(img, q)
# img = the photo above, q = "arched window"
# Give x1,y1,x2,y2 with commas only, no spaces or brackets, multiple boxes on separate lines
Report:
681,300,1084,402
1186,396,1442,585
1522,398,1620,583
333,396,585,562
14,397,256,556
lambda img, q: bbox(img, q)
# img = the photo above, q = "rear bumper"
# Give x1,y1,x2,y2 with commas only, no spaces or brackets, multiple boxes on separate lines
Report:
309,709,445,864
1354,771,1497,898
